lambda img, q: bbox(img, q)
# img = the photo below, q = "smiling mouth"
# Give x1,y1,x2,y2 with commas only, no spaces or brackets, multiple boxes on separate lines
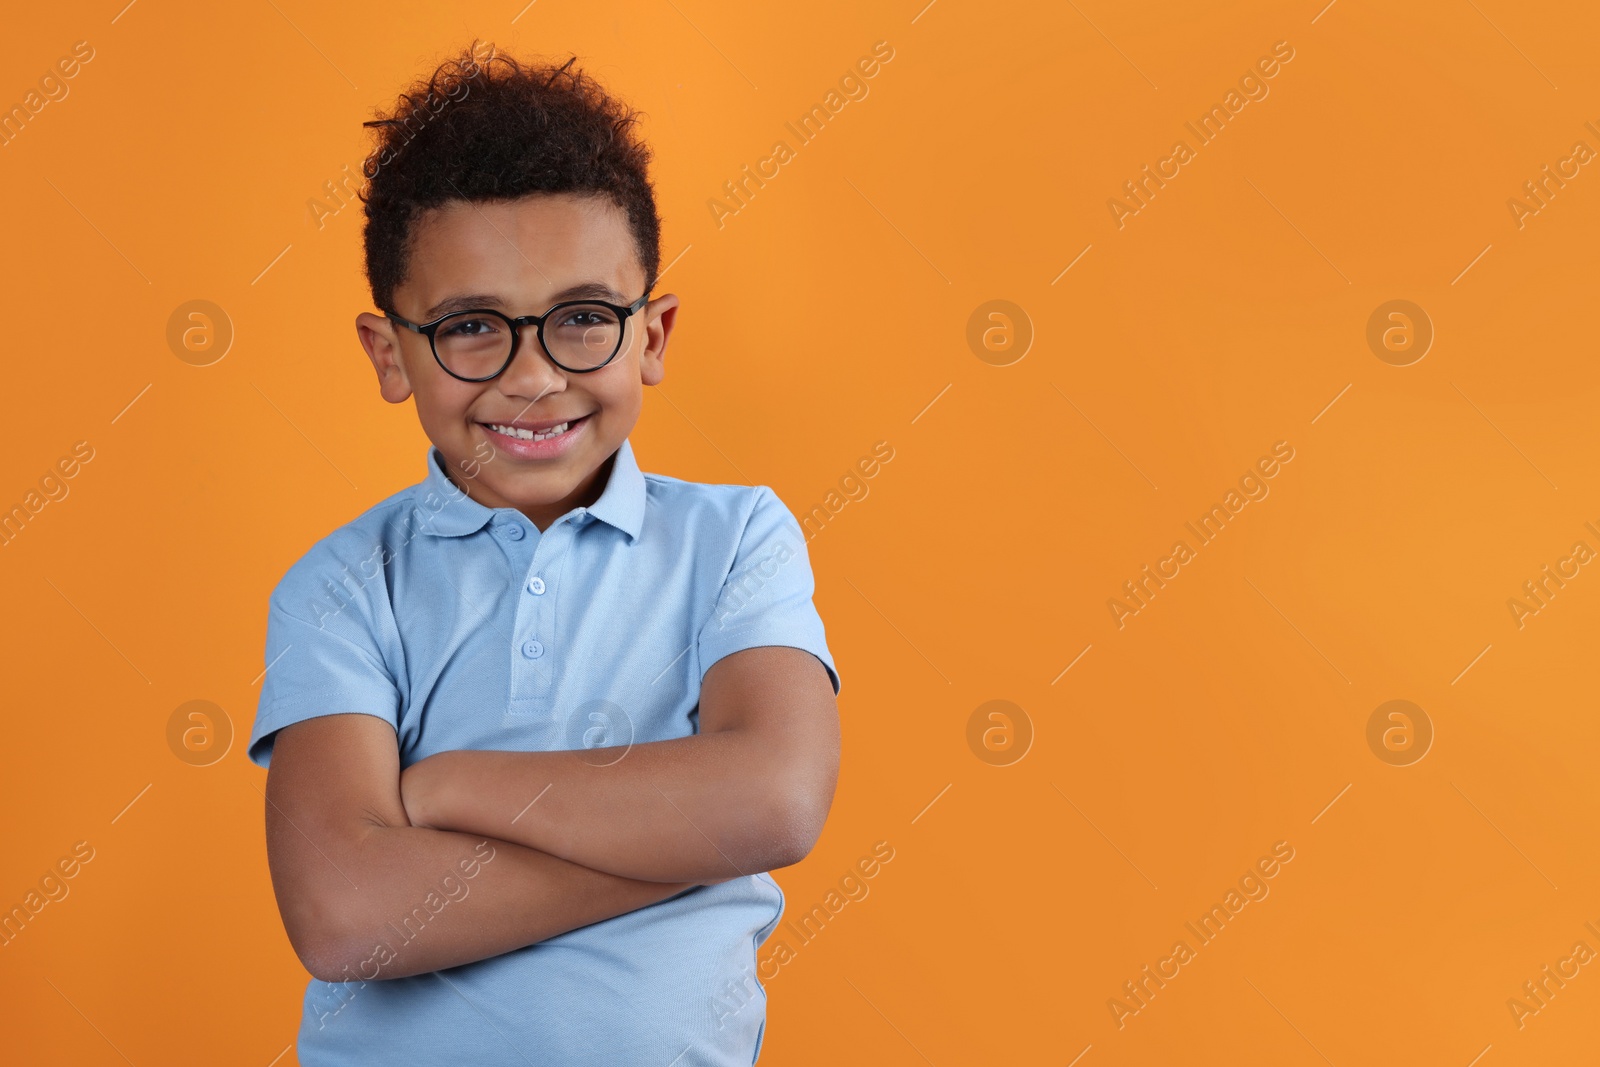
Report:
480,415,589,441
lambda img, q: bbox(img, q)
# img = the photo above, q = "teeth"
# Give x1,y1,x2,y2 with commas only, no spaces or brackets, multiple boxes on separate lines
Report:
489,421,571,441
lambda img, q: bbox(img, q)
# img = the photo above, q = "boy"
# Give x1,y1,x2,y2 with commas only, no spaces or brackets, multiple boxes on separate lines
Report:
247,42,842,1066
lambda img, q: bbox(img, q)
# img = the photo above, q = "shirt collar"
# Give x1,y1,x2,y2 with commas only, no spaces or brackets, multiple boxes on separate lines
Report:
416,438,646,543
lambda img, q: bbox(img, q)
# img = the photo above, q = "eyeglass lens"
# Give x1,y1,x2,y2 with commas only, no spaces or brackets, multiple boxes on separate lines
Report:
434,305,624,376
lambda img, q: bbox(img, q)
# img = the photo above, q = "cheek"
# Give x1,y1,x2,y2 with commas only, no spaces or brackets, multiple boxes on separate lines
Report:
591,369,644,423
416,379,482,427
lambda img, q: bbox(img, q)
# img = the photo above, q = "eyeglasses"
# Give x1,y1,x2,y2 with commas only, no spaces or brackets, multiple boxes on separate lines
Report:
384,292,651,381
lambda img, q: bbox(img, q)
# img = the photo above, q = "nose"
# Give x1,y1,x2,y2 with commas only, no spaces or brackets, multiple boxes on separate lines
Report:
497,324,568,400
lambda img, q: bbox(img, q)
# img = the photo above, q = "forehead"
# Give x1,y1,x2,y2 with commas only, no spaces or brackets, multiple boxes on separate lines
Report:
401,192,641,307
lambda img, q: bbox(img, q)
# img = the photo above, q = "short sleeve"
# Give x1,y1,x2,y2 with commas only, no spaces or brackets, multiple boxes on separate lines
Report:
247,567,403,769
695,486,841,697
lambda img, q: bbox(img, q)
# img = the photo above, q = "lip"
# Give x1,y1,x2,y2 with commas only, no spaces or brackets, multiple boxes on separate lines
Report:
479,414,590,459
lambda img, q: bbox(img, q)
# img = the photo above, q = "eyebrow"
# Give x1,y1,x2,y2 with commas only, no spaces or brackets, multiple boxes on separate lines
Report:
421,282,629,320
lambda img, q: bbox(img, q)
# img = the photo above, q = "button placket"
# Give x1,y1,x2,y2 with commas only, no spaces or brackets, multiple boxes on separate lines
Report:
507,526,571,717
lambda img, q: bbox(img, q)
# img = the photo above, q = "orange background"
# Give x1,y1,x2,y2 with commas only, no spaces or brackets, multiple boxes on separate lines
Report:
2,1,1598,1063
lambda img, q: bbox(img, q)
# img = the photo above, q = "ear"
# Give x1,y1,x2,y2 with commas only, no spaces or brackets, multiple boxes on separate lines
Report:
638,293,679,388
356,312,414,403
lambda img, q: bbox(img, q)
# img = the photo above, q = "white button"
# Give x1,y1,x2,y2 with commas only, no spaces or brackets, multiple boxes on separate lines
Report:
521,639,544,659
528,576,546,595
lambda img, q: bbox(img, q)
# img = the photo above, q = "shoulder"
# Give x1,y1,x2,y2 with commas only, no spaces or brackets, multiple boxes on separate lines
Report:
639,474,812,596
265,482,427,616
641,473,802,543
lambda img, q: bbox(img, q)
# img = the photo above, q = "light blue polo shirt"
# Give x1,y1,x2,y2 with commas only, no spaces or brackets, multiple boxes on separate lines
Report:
248,437,840,1066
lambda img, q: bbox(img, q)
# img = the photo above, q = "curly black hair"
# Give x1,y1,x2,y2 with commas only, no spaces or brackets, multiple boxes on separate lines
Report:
358,41,661,314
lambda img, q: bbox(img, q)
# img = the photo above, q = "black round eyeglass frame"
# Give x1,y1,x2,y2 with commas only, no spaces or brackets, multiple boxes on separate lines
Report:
383,292,651,381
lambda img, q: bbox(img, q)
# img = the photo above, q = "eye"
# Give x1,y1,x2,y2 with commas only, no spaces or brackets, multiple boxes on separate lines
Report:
546,302,622,329
439,316,501,338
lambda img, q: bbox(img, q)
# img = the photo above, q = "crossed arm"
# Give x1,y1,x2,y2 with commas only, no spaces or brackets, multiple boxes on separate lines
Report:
263,645,839,983
398,644,840,882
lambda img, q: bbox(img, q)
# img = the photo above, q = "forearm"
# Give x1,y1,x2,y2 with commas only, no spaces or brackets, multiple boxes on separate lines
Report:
304,823,695,982
404,733,808,884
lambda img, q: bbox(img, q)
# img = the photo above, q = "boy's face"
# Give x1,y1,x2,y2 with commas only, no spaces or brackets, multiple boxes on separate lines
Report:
356,192,677,530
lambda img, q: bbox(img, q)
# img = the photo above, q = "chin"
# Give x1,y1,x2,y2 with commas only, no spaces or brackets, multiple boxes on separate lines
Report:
490,473,566,499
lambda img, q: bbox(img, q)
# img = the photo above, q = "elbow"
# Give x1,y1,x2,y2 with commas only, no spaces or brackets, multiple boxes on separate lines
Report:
766,828,817,871
305,950,356,986
761,737,838,871
300,931,388,984
761,779,833,870
282,904,372,984
291,930,357,984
